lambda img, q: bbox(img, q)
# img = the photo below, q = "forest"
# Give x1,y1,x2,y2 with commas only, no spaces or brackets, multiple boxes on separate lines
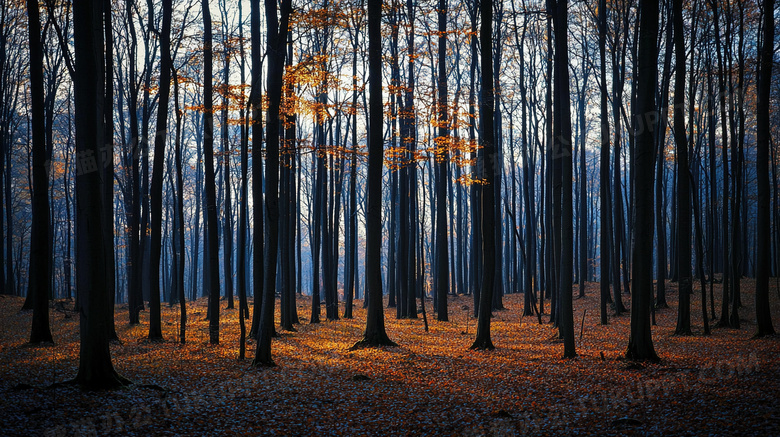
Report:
1,0,779,434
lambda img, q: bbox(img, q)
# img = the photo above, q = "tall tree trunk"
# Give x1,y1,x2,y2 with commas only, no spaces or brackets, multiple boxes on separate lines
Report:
710,0,731,328
435,0,449,322
577,45,588,300
552,0,575,358
126,0,143,324
72,0,129,389
753,0,775,337
598,0,611,326
252,0,292,367
222,38,234,311
103,0,118,341
626,0,660,361
405,0,418,320
148,0,173,341
470,0,496,351
673,0,692,335
202,0,221,345
26,0,53,343
249,0,265,340
236,0,249,359
353,0,396,349
172,68,186,343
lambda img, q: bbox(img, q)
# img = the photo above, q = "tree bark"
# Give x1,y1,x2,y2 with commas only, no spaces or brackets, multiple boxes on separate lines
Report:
673,0,692,335
754,0,775,337
252,0,292,367
552,0,576,358
470,0,496,351
435,0,449,322
72,0,129,389
598,0,611,326
26,0,53,344
625,0,660,361
353,0,397,348
147,0,173,341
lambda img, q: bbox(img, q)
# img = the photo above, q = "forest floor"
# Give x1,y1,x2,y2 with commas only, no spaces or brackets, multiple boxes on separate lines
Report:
1,279,779,436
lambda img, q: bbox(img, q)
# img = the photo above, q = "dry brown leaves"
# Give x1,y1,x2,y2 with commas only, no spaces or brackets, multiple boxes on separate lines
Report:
1,279,778,436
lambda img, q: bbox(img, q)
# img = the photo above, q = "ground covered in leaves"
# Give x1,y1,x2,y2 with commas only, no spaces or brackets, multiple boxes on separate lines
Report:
1,280,779,436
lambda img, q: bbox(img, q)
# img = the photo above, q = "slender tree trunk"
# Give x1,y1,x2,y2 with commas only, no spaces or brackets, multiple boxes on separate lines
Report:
202,0,221,345
353,0,396,349
26,0,53,343
710,0,731,328
222,40,234,311
249,0,265,340
435,0,449,321
470,0,496,351
673,0,692,335
102,0,118,341
754,0,775,337
172,68,186,343
552,0,575,358
252,0,292,367
72,0,129,389
626,0,660,361
148,0,173,341
598,0,611,326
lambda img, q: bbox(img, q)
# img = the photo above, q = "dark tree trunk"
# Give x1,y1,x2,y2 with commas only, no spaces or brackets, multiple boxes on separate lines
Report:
598,0,610,326
222,38,234,311
203,0,221,345
26,0,53,344
577,43,588,300
249,0,265,340
673,0,692,336
754,0,775,337
236,0,249,357
172,68,186,343
710,0,731,328
126,0,143,325
405,0,418,320
252,0,292,367
728,3,744,328
625,0,660,362
72,0,129,389
148,0,173,341
353,0,396,349
344,18,360,319
551,0,576,358
470,0,496,351
102,0,118,341
435,0,449,322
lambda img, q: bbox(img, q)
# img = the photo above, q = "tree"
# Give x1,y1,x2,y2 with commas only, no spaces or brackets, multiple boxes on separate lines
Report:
26,0,53,344
123,0,143,325
598,0,611,326
625,0,660,361
753,0,775,337
203,0,221,345
673,0,692,336
435,0,449,322
552,0,576,359
148,0,173,341
249,0,265,341
72,0,129,389
353,0,397,349
171,65,186,343
220,2,235,311
470,0,496,351
252,0,293,367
